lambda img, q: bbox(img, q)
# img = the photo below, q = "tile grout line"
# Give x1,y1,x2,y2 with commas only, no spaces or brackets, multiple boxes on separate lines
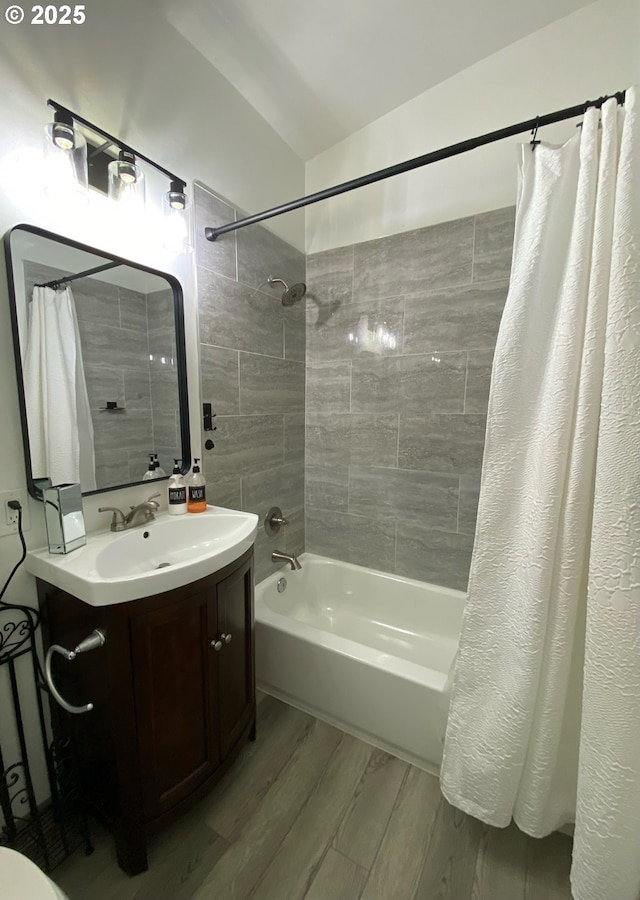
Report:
236,349,241,416
393,519,399,575
470,215,476,284
463,350,469,414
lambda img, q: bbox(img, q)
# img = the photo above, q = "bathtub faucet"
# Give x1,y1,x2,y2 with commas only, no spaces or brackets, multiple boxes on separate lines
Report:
272,550,302,571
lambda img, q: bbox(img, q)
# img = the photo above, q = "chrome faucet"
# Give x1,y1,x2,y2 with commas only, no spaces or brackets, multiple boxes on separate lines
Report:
271,550,302,571
98,494,161,532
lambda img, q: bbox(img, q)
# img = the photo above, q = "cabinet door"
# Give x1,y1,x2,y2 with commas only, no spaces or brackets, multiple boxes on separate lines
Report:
131,586,220,820
215,554,255,759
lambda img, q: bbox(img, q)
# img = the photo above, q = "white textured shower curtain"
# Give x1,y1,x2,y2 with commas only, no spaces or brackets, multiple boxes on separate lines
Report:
441,89,639,900
24,285,96,490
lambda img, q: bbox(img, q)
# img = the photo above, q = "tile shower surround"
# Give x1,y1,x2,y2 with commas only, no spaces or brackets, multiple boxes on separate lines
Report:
195,189,514,590
195,184,306,582
305,206,515,591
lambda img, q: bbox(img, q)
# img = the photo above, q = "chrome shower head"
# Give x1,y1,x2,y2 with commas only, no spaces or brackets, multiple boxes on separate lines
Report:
267,276,307,306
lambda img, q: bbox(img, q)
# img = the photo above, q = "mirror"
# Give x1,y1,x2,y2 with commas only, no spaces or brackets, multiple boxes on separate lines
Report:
5,224,190,498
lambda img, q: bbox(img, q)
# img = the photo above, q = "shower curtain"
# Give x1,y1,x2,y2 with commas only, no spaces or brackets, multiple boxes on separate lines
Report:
440,89,639,900
24,285,96,490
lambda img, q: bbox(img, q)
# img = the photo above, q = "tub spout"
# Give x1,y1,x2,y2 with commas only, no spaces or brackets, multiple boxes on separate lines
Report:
272,550,302,571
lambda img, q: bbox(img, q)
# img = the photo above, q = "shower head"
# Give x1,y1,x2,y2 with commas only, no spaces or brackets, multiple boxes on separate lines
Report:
267,276,307,306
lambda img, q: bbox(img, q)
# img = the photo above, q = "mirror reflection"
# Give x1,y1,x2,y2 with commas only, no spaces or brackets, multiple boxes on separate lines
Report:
5,225,190,497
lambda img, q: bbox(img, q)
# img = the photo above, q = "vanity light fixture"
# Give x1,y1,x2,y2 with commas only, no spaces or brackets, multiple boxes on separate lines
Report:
166,179,187,210
44,108,88,203
44,100,192,251
51,109,76,150
112,149,141,185
162,178,193,254
108,149,146,208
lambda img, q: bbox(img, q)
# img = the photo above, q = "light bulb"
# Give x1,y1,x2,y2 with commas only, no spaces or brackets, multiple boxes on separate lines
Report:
52,123,75,151
43,117,88,205
108,150,145,209
162,183,193,253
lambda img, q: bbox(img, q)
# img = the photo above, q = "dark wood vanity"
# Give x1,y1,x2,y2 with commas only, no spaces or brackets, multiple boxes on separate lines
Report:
37,548,255,875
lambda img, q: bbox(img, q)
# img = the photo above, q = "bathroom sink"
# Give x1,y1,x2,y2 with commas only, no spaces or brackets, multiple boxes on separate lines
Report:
26,506,258,606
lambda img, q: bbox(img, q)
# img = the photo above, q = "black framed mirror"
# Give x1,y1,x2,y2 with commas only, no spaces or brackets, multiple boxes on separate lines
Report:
5,224,190,499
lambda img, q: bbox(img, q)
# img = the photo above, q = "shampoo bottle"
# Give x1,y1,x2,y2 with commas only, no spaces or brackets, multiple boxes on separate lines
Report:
187,458,207,513
167,459,187,516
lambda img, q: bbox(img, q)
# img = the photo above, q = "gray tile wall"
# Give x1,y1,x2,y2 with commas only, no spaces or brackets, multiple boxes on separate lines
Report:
148,287,180,474
195,184,306,582
305,206,515,591
23,263,181,490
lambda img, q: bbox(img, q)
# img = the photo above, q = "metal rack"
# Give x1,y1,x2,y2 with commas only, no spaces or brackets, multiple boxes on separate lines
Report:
0,597,92,872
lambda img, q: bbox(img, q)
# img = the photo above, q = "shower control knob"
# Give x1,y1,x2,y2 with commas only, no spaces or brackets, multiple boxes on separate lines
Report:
211,639,223,652
221,633,232,644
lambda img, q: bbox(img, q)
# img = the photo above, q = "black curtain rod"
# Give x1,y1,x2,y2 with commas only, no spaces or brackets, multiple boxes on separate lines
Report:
36,261,121,290
205,90,625,242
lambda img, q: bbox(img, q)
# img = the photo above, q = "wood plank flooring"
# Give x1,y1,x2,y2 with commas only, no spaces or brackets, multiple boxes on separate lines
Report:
54,694,574,900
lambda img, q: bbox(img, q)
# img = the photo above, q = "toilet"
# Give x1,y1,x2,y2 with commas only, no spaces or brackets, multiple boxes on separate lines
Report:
0,848,69,899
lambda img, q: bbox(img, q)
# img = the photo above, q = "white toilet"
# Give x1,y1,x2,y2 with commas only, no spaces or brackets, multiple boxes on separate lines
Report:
0,848,69,900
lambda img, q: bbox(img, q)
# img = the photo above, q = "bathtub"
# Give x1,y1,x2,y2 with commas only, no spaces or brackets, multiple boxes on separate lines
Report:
255,553,465,773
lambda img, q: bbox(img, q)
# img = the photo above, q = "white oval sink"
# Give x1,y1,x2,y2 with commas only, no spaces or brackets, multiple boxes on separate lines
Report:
26,506,259,606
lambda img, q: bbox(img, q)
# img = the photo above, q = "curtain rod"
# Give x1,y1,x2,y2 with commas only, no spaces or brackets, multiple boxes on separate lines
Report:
36,261,121,290
205,90,626,242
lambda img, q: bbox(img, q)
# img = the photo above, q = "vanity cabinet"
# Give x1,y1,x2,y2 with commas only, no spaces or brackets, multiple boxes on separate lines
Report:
37,548,255,876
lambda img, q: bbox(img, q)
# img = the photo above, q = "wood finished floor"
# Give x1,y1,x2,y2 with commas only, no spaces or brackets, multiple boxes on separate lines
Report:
54,693,574,900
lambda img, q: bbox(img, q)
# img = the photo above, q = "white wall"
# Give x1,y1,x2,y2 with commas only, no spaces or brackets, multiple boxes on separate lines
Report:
0,0,305,557
305,0,640,253
0,0,304,804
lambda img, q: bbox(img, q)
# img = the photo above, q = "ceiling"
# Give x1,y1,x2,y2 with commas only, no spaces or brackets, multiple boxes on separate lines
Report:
158,0,595,160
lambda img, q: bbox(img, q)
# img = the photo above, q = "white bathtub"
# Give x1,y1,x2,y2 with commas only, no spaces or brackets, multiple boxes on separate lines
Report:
255,553,465,772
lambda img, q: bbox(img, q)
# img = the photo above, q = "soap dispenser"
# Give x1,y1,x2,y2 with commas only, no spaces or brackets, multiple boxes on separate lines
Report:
142,454,156,480
187,458,207,513
168,459,187,515
153,453,166,478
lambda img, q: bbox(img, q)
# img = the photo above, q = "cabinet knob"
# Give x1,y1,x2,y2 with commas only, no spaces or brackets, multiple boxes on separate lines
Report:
222,633,232,644
211,639,223,652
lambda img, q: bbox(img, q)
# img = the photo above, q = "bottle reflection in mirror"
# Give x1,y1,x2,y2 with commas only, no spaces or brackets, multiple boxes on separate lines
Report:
142,453,166,480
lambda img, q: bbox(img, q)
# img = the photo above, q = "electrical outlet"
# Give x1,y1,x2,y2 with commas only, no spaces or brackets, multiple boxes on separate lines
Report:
0,489,31,537
6,502,19,526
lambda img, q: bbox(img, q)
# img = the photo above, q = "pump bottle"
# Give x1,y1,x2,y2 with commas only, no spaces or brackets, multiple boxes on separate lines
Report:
187,458,207,513
167,459,187,515
142,454,156,480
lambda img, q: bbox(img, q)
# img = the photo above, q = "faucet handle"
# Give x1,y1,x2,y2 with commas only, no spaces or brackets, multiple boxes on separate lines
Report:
97,506,126,530
146,493,161,508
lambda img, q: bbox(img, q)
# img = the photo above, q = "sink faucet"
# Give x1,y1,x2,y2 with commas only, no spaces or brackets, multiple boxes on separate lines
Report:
271,550,302,571
98,494,161,532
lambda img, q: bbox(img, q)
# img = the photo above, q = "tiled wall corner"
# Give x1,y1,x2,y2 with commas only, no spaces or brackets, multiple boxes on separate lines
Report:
304,206,515,591
195,183,306,582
